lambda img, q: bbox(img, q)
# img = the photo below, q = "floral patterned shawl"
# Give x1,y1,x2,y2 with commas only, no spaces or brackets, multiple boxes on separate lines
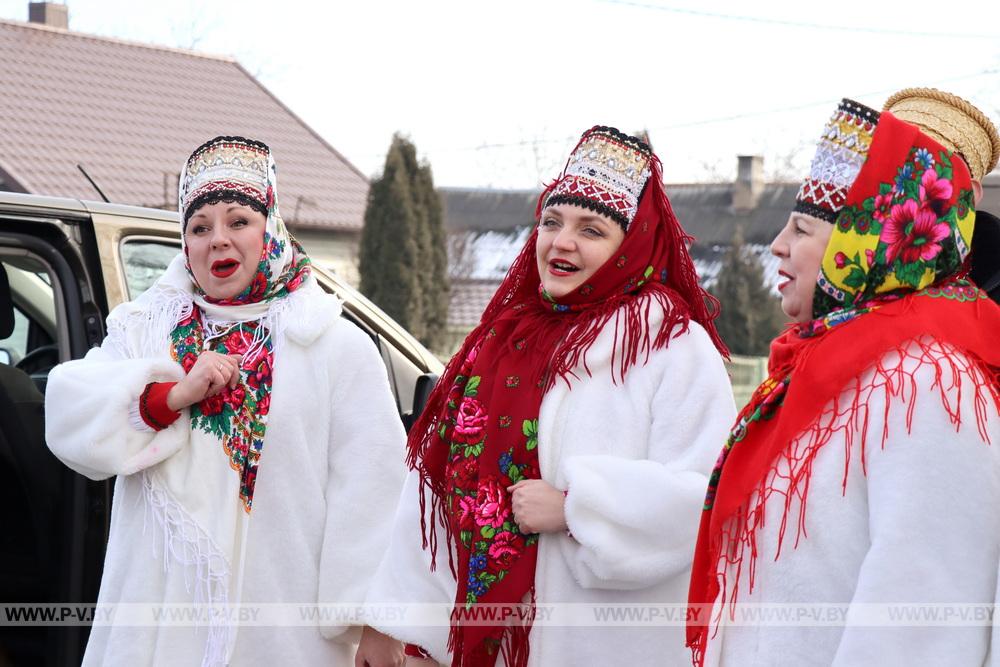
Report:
409,127,726,667
687,104,1000,665
174,138,311,512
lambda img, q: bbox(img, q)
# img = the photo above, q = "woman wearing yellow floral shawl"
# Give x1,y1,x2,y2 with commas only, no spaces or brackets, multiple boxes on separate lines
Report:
689,99,1000,666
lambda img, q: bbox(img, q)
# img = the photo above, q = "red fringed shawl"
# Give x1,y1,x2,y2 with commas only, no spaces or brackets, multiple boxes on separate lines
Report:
686,283,1000,665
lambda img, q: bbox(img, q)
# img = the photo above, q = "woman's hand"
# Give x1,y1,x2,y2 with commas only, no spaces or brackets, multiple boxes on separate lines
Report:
355,625,404,667
166,351,242,411
507,479,567,534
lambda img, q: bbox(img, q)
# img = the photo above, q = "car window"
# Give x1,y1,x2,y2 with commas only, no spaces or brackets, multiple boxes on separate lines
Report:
0,307,28,363
1,258,56,366
116,237,436,423
121,240,181,299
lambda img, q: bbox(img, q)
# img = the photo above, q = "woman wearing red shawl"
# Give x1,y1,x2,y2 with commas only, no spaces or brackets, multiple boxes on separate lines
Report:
687,100,1000,666
367,126,734,666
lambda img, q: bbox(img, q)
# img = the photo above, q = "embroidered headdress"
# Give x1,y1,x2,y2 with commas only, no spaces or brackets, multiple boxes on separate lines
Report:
542,126,654,231
181,136,273,223
883,87,1000,181
794,99,879,222
687,100,1000,665
178,136,307,307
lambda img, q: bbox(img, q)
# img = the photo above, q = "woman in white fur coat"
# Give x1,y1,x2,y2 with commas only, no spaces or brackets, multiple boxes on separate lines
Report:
367,126,735,666
687,98,1000,666
45,136,406,667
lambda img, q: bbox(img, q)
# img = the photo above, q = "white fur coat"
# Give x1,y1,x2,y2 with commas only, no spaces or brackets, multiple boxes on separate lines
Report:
704,339,1000,667
366,302,736,666
45,286,407,666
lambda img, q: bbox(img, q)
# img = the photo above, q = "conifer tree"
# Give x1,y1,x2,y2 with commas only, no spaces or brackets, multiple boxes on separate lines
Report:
359,135,449,350
359,136,424,339
710,226,786,356
419,163,450,351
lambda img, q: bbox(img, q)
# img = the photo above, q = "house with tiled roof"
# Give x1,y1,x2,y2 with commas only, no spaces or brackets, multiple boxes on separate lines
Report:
0,3,367,284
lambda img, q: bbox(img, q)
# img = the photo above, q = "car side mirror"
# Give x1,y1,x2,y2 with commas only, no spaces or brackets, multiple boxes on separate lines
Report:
402,372,439,433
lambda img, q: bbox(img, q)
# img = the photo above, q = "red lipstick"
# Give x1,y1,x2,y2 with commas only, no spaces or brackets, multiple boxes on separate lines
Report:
211,259,239,278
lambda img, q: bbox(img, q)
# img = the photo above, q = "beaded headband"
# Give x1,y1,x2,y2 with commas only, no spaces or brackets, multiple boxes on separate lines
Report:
180,136,272,224
795,99,880,222
543,126,653,231
883,87,1000,181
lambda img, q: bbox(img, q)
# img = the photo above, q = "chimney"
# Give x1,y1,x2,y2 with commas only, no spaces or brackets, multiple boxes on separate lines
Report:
28,2,68,29
732,155,764,212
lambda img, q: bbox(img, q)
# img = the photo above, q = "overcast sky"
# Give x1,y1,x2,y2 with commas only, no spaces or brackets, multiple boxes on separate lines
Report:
3,0,999,188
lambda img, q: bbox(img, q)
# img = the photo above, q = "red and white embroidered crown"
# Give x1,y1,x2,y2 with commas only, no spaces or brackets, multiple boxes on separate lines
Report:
180,136,271,222
543,126,653,230
795,99,879,222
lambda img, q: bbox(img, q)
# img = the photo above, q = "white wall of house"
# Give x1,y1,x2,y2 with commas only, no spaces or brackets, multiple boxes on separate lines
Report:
291,228,361,287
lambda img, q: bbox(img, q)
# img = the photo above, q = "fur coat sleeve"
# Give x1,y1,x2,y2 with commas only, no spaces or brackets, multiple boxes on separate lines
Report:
44,321,189,480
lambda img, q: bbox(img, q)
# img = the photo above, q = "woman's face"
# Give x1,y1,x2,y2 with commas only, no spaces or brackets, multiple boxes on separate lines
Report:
770,212,834,322
185,201,266,300
535,204,626,299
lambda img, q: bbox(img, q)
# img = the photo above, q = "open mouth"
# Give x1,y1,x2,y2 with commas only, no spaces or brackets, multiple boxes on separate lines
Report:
777,269,794,292
548,259,580,276
211,259,240,278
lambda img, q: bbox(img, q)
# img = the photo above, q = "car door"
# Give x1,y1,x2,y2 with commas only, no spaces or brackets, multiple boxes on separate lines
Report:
0,204,112,667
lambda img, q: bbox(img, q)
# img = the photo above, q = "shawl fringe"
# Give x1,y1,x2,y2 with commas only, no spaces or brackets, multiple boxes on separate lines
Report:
141,472,232,667
690,337,1000,665
446,592,535,667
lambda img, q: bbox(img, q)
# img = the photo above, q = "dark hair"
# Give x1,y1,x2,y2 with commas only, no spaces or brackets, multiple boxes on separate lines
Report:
970,210,1000,303
183,192,268,226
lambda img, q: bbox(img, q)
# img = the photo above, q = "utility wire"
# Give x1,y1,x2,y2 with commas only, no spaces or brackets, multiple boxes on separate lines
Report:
594,0,1000,40
658,68,999,130
411,67,999,155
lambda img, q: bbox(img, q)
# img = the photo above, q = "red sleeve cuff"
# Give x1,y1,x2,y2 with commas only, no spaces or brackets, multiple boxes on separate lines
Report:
140,382,181,431
404,643,431,658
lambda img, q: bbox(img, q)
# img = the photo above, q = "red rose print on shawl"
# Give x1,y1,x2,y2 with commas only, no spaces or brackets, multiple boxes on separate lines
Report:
474,478,510,529
453,397,488,445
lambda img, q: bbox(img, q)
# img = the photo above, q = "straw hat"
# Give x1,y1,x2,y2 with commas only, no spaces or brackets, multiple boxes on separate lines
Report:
883,87,1000,180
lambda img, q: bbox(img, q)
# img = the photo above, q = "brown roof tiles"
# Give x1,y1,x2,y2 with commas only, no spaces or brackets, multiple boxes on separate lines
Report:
0,18,367,231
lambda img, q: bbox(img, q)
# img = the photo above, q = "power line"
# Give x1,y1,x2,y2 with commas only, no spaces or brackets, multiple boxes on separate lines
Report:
657,68,999,130
594,0,1000,40
406,67,999,156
